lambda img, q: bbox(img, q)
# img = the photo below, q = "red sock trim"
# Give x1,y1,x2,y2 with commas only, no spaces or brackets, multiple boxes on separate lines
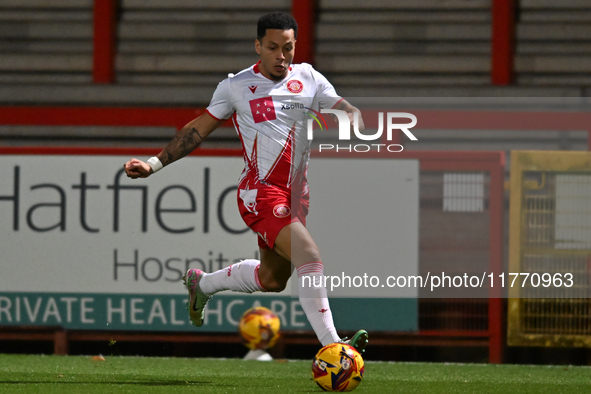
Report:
254,263,268,292
296,261,324,277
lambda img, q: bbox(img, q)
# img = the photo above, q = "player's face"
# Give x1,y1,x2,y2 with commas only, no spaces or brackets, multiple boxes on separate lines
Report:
255,29,296,81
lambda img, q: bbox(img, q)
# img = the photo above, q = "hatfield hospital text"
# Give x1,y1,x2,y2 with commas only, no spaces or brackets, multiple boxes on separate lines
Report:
0,167,245,234
0,166,259,283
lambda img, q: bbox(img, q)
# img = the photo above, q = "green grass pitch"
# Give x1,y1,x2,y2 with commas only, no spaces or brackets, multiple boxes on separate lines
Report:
1,354,590,393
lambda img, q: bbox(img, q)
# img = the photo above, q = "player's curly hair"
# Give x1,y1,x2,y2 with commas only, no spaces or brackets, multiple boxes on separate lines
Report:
257,12,298,41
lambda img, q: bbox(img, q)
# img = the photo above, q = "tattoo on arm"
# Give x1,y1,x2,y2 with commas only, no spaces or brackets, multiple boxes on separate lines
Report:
159,127,204,166
334,100,348,111
335,99,358,114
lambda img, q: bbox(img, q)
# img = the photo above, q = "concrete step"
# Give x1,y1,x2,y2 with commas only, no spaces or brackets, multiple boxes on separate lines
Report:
0,22,91,39
120,10,271,23
319,11,489,23
0,53,258,73
0,0,91,7
316,55,490,73
515,56,591,73
0,85,584,107
0,73,500,88
516,74,591,86
117,41,253,55
336,86,583,97
327,74,490,86
0,10,91,22
517,24,591,40
0,73,220,85
521,11,591,22
115,54,255,73
520,0,591,9
117,22,253,40
316,55,591,75
316,41,489,55
0,40,91,53
320,0,489,9
110,73,490,86
317,23,490,41
0,73,91,84
0,54,91,71
121,0,290,9
114,73,230,85
15,72,590,88
517,42,591,55
0,40,254,55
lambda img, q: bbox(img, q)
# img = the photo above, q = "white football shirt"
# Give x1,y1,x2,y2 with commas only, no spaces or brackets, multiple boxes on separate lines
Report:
206,62,341,190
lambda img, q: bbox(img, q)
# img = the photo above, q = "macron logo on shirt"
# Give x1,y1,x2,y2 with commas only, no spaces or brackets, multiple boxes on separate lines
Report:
249,85,258,93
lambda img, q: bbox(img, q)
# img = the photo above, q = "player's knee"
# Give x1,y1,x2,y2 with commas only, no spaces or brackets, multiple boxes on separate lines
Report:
260,277,288,293
302,246,321,264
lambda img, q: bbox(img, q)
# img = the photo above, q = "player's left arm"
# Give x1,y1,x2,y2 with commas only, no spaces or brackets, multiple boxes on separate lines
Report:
123,112,224,179
333,98,365,132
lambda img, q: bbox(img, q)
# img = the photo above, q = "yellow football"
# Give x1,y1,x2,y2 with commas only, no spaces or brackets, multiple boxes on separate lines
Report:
238,306,281,350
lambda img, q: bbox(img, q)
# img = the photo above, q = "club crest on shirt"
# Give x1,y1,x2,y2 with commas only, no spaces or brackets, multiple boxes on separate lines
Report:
273,204,291,218
286,79,303,93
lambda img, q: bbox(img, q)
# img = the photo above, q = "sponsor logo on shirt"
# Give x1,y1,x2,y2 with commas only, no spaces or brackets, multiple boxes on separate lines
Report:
249,85,258,93
280,102,304,110
249,96,277,123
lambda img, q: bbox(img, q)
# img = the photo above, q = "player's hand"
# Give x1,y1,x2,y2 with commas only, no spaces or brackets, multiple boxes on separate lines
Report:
123,158,153,179
347,111,365,133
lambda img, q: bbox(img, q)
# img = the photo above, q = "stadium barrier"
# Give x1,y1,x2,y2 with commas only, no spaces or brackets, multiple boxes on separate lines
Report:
0,145,505,363
4,104,591,362
508,150,591,348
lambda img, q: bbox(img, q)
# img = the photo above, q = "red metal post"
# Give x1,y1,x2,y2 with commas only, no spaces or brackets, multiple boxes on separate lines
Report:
93,0,117,83
487,157,506,363
292,0,316,65
491,0,516,85
54,330,69,355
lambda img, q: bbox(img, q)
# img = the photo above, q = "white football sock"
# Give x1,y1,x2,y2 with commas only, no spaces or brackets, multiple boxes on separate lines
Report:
199,259,266,296
297,262,340,346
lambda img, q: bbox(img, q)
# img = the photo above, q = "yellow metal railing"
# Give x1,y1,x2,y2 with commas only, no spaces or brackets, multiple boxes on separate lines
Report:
508,151,591,347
